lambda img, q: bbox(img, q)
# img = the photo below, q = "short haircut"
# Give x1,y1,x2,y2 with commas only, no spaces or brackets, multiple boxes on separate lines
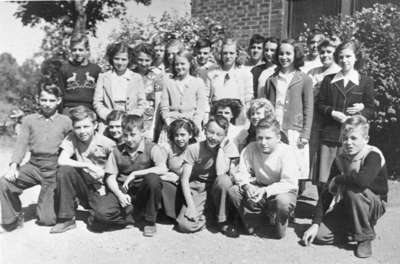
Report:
69,105,97,124
133,43,156,61
249,34,266,47
247,98,275,120
333,40,364,70
307,30,324,44
171,49,195,77
206,115,230,135
165,39,185,68
38,79,62,98
106,110,126,124
318,38,340,52
106,41,134,68
342,115,369,138
152,36,165,47
275,39,305,70
211,98,243,124
167,118,199,144
70,33,90,49
121,114,144,131
194,38,212,51
256,118,281,136
265,36,280,45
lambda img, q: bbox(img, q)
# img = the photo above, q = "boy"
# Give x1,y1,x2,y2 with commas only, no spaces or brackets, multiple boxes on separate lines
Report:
50,106,115,233
229,118,299,238
302,115,388,258
246,34,265,67
102,115,168,237
302,31,324,73
177,116,239,237
0,82,72,231
194,38,218,82
59,33,102,113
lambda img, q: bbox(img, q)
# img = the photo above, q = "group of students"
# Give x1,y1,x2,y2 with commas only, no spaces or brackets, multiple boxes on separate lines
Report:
0,31,388,259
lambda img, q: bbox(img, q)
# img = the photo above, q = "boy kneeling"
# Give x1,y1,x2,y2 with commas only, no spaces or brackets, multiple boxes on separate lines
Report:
102,115,167,237
50,106,115,233
302,115,388,258
229,118,300,238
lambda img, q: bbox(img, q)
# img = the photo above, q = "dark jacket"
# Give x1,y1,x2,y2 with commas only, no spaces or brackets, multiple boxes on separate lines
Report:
318,74,375,143
262,70,314,140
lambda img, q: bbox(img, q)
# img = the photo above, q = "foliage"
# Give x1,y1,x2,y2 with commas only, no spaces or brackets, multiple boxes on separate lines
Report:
14,0,151,35
301,3,400,178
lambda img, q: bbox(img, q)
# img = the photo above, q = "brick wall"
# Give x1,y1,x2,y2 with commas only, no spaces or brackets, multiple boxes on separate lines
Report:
191,0,287,47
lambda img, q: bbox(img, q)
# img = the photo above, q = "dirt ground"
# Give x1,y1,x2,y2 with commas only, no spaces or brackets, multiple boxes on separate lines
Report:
0,146,399,264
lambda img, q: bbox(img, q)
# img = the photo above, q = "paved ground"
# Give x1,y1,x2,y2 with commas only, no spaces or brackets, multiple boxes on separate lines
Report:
0,145,399,264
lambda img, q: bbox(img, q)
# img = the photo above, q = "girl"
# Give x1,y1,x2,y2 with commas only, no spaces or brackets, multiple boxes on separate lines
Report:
132,43,165,140
159,49,207,143
152,37,166,74
235,98,288,151
160,118,199,219
263,39,314,185
177,116,239,236
307,38,341,186
206,38,253,125
211,98,243,143
255,37,279,97
93,41,146,125
104,110,126,145
317,40,375,190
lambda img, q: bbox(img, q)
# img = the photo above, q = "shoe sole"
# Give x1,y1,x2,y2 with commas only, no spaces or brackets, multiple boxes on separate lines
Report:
50,224,77,234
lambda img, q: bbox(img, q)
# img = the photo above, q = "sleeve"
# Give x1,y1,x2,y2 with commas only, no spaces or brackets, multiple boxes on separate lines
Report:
334,152,383,190
183,143,199,166
150,144,168,168
193,78,207,127
360,77,376,120
64,117,73,136
301,74,314,139
10,116,30,164
264,147,300,197
312,189,334,225
59,134,75,158
160,79,171,122
93,72,111,121
104,150,119,176
234,146,253,186
318,76,334,116
204,72,213,113
242,69,254,104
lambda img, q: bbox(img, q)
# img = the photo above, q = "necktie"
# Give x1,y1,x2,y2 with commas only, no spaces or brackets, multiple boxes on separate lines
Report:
224,73,230,84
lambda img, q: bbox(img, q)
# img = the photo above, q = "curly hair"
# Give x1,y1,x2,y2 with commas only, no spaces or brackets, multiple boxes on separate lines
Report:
275,39,305,71
106,41,134,68
167,118,199,144
171,49,196,78
211,98,243,124
247,98,275,120
133,43,156,62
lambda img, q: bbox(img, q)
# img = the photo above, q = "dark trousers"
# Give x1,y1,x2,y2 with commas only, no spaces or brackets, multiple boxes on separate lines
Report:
0,157,57,226
315,188,386,244
94,173,162,224
55,166,123,223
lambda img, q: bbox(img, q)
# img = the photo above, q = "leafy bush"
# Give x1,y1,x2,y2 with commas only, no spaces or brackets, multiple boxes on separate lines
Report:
301,3,400,178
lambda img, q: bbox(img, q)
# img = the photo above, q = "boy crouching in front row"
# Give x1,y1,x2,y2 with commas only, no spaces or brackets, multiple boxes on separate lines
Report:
302,115,388,258
50,106,116,233
229,118,300,238
0,82,72,232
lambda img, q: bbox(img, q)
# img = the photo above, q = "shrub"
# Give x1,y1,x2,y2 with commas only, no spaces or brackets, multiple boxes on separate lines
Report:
301,3,400,178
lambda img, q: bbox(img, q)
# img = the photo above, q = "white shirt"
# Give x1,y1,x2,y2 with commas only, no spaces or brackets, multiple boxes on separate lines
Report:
110,70,132,110
275,71,295,126
331,69,360,86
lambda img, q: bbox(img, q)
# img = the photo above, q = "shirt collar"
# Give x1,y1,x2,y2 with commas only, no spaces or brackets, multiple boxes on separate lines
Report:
121,138,146,155
277,70,295,81
112,69,132,80
331,69,360,85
